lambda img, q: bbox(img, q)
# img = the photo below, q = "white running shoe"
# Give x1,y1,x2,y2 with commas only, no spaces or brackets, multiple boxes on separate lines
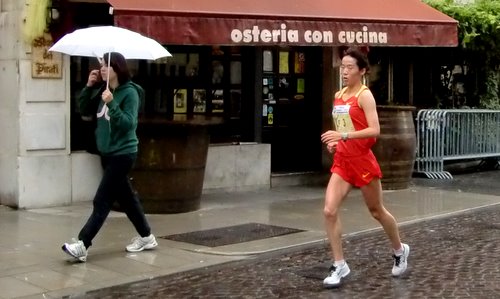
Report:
62,239,87,262
126,234,158,252
323,262,351,288
392,243,410,277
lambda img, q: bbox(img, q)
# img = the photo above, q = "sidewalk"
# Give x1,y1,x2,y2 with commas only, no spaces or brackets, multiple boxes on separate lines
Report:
0,171,499,299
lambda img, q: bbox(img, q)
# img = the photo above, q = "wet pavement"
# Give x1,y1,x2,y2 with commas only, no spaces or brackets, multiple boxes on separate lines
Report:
71,170,500,299
412,165,500,196
1,169,499,298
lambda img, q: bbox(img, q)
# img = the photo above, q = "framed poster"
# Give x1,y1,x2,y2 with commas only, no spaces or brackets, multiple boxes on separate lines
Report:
263,50,273,72
294,52,305,74
173,89,187,113
297,78,305,93
193,89,206,113
212,89,224,113
279,51,289,74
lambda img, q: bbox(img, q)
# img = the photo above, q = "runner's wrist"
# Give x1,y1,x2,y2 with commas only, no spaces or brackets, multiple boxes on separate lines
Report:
341,132,349,141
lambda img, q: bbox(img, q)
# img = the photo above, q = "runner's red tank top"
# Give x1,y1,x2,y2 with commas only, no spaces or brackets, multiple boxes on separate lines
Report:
332,85,376,157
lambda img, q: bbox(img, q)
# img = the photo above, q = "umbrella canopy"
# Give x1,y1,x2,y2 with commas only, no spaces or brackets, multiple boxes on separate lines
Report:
48,26,172,60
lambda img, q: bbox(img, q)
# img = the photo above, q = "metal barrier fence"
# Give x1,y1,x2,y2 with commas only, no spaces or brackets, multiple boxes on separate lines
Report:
415,109,500,179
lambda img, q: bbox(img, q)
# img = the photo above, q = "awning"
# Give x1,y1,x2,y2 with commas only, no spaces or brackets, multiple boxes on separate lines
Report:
107,0,458,47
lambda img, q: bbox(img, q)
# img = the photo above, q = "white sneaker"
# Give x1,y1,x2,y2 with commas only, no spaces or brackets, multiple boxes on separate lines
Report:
323,262,351,288
392,243,410,277
126,234,158,252
62,239,87,262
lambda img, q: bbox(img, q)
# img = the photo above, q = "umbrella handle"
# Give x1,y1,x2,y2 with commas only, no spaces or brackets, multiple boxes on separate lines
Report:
106,52,110,90
93,53,109,90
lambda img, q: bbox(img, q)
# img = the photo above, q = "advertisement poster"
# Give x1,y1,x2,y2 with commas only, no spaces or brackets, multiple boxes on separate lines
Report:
294,52,305,74
212,89,224,113
279,51,289,74
173,89,187,113
263,50,273,72
297,78,305,93
193,89,206,113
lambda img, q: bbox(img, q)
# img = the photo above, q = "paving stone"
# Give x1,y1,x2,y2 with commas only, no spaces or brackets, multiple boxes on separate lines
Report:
75,202,500,299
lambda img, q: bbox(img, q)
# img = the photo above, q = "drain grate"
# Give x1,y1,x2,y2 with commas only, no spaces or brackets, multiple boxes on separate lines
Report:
160,223,305,247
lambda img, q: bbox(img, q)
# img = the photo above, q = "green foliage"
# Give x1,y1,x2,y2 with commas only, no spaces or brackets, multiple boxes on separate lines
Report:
425,0,500,109
479,69,500,109
425,0,500,55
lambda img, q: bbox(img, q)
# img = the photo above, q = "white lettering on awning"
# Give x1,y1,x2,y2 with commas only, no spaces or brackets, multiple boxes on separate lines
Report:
338,26,387,44
231,24,387,45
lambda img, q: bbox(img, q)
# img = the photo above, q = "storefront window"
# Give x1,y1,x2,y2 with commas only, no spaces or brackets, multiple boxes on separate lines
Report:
367,48,389,104
260,47,323,172
69,45,251,151
131,46,248,143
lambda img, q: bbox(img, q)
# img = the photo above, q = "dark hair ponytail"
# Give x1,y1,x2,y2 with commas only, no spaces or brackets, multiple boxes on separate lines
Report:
344,47,370,73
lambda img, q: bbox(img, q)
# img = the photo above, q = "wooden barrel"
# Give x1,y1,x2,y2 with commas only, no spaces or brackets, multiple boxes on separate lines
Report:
130,119,211,214
372,105,416,190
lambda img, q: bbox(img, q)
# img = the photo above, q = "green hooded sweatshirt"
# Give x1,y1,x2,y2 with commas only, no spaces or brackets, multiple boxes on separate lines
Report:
78,81,143,156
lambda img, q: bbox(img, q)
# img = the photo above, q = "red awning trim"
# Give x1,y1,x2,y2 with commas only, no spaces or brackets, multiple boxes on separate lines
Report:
109,0,458,47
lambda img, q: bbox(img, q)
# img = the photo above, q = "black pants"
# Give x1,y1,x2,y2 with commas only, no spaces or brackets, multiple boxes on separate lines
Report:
78,153,151,248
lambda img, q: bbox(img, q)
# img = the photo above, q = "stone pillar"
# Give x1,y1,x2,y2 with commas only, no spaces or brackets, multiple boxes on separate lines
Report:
0,0,73,208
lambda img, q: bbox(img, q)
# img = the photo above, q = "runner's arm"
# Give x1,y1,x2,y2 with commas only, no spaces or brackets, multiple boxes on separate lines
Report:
348,89,380,139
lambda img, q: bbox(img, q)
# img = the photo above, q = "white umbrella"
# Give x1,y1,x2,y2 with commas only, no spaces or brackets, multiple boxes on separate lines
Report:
48,26,171,60
49,26,171,89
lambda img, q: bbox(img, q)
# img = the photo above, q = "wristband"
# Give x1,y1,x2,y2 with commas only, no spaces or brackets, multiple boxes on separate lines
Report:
341,132,349,141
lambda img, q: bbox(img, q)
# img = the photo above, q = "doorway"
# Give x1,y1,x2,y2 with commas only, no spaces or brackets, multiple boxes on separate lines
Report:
260,47,323,173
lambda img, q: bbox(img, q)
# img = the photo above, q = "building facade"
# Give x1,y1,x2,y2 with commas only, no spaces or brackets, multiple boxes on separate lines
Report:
0,0,457,209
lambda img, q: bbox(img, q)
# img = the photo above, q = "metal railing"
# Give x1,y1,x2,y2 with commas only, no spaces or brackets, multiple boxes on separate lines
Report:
415,109,500,179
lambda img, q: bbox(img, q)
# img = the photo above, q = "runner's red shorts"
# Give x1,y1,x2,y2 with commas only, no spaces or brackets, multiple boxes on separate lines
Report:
330,150,382,187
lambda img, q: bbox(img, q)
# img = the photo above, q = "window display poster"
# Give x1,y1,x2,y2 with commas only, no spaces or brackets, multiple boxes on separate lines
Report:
279,77,290,94
267,106,274,125
263,86,269,98
173,89,187,113
193,89,206,113
263,50,273,72
295,52,305,74
297,78,305,93
279,51,289,74
212,89,224,113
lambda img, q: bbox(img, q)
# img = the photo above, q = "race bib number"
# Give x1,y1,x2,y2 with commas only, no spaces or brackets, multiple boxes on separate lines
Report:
332,105,355,133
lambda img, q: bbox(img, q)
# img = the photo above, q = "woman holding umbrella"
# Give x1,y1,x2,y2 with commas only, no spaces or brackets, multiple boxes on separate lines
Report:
62,52,157,262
